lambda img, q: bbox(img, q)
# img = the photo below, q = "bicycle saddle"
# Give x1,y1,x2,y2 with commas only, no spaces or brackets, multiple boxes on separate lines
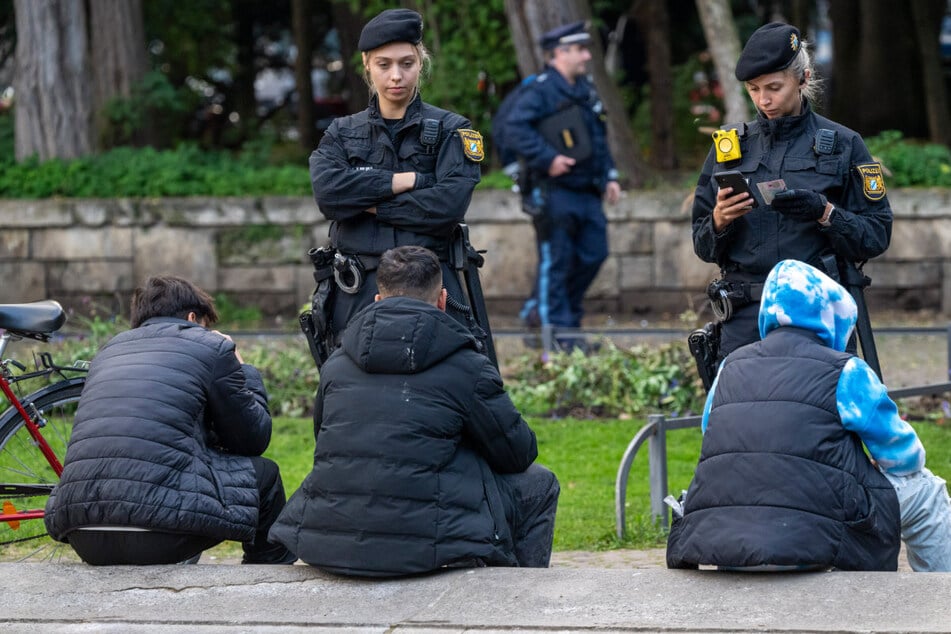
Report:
0,300,67,335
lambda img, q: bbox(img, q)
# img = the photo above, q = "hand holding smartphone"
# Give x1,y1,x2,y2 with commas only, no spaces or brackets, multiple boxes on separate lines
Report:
713,170,758,208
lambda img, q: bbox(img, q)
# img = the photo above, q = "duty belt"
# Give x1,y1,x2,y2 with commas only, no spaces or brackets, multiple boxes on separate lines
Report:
707,279,764,322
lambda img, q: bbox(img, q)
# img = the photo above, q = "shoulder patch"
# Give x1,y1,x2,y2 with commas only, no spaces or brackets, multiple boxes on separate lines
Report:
458,129,484,162
856,163,886,201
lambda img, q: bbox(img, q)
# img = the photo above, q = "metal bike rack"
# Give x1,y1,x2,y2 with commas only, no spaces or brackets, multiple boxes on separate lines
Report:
614,323,951,540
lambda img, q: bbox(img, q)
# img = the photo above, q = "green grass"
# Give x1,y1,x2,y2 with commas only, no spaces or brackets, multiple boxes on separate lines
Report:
257,415,697,554
263,415,951,555
3,412,949,562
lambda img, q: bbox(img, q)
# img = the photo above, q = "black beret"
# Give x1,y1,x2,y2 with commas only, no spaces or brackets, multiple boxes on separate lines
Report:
735,22,802,81
540,21,592,51
358,8,423,52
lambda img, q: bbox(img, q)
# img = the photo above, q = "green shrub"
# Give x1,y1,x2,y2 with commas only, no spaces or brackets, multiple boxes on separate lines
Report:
0,142,312,198
865,130,951,187
507,340,706,419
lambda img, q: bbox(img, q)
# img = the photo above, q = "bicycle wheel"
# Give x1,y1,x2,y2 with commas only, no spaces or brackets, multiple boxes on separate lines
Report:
0,378,84,562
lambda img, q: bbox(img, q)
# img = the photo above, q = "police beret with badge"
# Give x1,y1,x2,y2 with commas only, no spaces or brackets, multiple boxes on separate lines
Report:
540,21,592,51
358,8,423,52
735,22,801,81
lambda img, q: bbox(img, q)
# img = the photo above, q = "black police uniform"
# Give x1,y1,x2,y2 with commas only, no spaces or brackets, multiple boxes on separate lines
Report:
310,95,481,339
506,22,617,330
307,8,483,346
692,23,892,360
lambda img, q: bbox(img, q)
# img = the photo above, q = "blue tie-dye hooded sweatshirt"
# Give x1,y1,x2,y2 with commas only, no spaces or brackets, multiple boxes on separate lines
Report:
702,259,925,476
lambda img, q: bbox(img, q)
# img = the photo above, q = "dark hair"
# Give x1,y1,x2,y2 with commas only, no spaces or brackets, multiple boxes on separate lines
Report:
376,246,442,304
130,275,219,328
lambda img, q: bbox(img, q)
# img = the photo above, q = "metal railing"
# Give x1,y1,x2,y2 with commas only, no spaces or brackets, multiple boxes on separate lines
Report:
614,325,951,539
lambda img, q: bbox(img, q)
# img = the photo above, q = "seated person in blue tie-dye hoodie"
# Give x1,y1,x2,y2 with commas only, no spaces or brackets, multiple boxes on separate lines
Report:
667,258,951,571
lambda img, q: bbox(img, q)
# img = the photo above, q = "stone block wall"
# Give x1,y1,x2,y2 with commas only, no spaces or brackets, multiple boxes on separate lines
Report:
1,188,949,321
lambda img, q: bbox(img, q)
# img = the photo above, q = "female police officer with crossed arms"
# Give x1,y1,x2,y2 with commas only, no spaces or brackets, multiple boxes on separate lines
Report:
692,22,892,362
308,8,483,348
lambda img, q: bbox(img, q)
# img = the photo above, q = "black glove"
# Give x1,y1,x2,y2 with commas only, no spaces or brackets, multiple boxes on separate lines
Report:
771,189,828,220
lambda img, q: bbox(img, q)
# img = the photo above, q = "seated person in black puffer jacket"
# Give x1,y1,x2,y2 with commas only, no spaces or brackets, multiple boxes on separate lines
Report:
45,275,295,565
269,245,560,576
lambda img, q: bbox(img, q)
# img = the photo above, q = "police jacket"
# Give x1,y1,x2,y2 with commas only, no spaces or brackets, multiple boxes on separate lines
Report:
269,297,538,576
45,318,272,543
667,260,901,571
506,65,616,193
692,101,892,281
310,94,481,257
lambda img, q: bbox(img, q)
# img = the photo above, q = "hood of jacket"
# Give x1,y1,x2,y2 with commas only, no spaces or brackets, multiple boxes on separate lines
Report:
758,259,857,352
340,296,479,374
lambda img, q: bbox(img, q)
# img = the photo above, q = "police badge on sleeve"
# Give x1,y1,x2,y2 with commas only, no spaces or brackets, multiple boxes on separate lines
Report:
856,163,886,201
458,129,484,162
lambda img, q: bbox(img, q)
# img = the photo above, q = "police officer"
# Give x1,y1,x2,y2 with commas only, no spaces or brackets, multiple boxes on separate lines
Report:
692,22,892,362
506,21,621,343
308,8,484,351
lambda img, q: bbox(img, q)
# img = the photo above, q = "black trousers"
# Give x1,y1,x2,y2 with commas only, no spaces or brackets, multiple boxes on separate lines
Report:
67,456,295,565
496,464,560,567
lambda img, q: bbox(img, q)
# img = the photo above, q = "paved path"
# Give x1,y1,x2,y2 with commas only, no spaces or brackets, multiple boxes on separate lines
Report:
2,563,948,632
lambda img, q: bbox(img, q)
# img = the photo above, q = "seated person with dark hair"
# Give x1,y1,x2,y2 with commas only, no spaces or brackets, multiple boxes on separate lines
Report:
270,245,560,576
667,259,951,571
45,275,295,565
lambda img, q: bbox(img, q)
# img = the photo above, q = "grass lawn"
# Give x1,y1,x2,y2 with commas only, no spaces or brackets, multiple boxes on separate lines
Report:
3,413,948,562
264,415,951,553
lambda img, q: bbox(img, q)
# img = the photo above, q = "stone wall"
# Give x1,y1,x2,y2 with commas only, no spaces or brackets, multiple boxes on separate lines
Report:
1,188,949,320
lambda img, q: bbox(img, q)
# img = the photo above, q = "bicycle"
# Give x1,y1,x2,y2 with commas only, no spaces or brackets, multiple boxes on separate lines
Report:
0,300,89,561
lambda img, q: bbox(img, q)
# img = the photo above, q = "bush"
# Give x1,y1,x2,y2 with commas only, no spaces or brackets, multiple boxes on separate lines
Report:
865,130,951,187
506,340,706,419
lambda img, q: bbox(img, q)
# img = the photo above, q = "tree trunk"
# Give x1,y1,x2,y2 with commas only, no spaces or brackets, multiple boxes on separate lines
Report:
230,0,257,141
331,0,368,114
830,1,928,138
503,0,646,186
694,0,749,124
633,0,676,170
827,0,859,125
88,0,147,148
910,0,951,145
292,0,316,151
13,0,93,161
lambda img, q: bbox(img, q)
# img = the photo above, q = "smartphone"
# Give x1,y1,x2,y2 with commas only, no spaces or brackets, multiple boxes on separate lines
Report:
713,170,758,207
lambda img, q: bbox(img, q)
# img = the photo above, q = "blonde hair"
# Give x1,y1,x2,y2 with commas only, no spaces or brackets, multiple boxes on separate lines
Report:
786,38,823,105
361,41,432,100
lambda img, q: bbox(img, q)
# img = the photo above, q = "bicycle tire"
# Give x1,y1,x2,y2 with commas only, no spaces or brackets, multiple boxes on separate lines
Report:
0,378,84,561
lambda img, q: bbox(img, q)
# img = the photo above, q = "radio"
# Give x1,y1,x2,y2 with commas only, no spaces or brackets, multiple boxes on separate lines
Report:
712,128,741,163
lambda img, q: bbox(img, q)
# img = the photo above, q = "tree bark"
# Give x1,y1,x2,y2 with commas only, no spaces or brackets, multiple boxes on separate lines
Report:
292,0,316,151
13,0,93,161
330,0,368,114
694,0,749,124
830,1,928,137
503,0,646,186
632,0,676,169
88,0,147,148
910,0,951,145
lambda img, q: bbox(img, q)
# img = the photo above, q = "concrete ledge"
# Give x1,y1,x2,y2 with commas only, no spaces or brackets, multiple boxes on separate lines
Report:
2,564,949,632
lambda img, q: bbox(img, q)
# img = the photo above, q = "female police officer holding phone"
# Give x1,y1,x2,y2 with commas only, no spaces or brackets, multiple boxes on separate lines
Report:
692,22,892,363
307,8,483,351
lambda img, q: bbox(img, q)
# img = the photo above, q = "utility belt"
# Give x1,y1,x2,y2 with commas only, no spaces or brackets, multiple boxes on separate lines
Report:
300,237,489,369
706,278,764,322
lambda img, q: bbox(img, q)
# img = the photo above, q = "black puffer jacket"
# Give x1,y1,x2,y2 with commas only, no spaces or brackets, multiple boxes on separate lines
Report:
45,317,272,543
666,328,901,571
269,297,538,576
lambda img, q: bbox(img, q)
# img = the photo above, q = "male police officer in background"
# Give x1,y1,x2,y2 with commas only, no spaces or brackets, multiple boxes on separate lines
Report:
506,21,621,345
